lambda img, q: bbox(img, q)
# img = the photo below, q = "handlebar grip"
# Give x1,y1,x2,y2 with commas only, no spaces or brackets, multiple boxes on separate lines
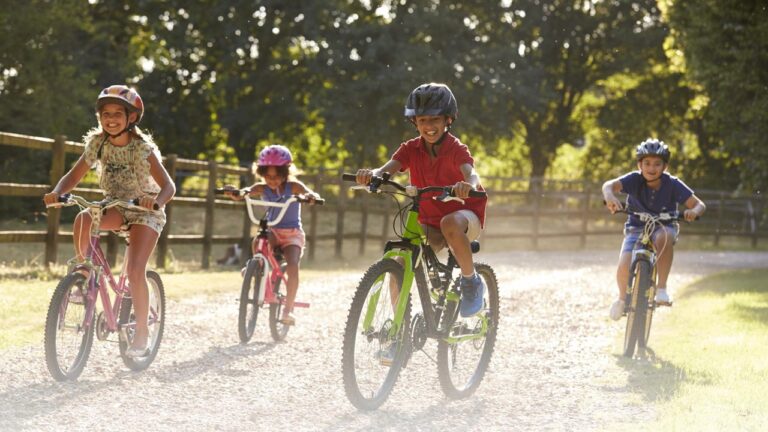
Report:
314,198,326,206
341,173,357,182
468,190,487,198
130,198,161,210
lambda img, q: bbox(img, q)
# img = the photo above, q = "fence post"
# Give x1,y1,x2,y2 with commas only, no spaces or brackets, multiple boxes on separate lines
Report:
580,181,590,249
106,232,118,267
45,135,67,266
202,160,217,269
750,197,759,248
307,168,323,262
531,177,541,250
714,191,724,247
156,154,177,269
359,193,368,255
335,170,346,258
240,169,255,266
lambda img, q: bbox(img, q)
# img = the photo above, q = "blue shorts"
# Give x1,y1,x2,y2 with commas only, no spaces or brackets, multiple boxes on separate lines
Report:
620,224,679,254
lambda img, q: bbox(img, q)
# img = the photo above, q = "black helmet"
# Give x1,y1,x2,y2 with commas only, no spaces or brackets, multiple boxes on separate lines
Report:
404,83,458,119
636,138,670,163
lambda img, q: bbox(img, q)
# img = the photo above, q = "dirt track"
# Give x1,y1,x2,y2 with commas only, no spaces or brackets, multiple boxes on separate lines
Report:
2,250,767,431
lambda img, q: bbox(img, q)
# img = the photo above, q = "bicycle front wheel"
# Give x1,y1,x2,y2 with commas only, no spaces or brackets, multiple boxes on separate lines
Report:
239,258,263,343
44,273,94,381
269,262,290,342
119,271,166,371
623,260,651,357
342,258,411,410
437,262,500,399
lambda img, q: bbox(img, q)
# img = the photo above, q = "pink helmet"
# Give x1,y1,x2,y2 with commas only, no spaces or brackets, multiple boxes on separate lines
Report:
257,145,293,166
96,85,144,124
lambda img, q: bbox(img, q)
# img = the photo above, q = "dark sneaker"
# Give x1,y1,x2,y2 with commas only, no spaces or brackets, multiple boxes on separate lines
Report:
459,273,485,317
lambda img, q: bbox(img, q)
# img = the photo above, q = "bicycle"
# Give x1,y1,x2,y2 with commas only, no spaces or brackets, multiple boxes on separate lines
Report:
340,173,499,410
43,194,166,381
615,208,689,357
215,188,324,343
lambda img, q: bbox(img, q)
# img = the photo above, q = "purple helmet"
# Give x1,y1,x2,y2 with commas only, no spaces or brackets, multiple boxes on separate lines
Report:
257,145,293,166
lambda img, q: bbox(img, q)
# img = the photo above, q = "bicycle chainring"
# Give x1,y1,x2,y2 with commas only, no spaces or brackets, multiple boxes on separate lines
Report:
95,311,109,341
410,313,427,351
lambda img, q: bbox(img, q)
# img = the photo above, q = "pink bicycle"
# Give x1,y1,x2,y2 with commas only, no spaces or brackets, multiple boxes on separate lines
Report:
216,188,323,342
44,194,165,381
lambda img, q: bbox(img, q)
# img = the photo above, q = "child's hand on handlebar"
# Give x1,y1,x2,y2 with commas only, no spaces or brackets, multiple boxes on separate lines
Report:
138,196,160,210
302,192,322,205
683,208,699,222
221,185,246,201
604,196,623,214
452,181,474,199
355,169,375,186
43,191,61,206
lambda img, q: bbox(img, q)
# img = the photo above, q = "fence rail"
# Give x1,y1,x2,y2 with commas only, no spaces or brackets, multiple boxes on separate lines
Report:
1,131,766,269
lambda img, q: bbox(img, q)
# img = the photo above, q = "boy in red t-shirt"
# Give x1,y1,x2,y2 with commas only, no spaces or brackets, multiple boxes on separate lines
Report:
355,83,488,317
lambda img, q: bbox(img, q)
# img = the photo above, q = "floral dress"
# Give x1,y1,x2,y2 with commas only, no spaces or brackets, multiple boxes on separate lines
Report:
82,132,166,233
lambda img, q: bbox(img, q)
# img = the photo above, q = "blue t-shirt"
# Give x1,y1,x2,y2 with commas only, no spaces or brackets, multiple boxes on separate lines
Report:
619,172,694,227
262,182,301,229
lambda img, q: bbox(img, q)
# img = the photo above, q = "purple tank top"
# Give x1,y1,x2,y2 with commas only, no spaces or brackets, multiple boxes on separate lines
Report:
262,182,301,229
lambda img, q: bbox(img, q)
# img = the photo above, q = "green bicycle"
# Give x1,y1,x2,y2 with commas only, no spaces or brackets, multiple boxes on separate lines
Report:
340,173,499,410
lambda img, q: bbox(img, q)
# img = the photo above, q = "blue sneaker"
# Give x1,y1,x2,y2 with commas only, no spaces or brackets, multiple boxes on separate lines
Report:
459,273,485,317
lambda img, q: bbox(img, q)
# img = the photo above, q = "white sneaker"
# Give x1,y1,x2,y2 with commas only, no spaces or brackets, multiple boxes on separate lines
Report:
609,299,625,321
655,288,671,304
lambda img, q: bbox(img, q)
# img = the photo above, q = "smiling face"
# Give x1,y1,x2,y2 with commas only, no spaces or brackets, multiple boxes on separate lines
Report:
261,166,287,190
99,103,137,135
637,155,667,183
413,115,451,145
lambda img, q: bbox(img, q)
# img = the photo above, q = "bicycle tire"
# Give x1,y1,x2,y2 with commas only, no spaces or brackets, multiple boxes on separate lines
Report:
437,263,500,399
269,262,290,342
44,273,94,381
342,258,411,410
623,260,651,357
119,271,166,371
238,258,263,343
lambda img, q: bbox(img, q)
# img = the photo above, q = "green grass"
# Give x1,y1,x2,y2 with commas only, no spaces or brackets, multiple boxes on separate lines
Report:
614,269,768,430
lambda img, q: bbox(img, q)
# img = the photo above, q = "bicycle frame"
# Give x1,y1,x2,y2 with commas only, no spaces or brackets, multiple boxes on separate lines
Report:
59,197,159,338
359,185,487,345
625,211,678,306
244,195,308,309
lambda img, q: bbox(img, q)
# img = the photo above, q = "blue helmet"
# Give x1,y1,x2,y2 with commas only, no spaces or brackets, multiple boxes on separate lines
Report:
636,138,670,163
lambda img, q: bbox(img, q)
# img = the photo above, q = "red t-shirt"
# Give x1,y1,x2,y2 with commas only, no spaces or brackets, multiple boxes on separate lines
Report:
392,133,487,228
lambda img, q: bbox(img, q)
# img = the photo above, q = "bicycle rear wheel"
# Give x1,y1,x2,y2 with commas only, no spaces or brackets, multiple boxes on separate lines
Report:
437,263,499,399
623,260,651,357
119,271,166,371
44,273,94,381
342,258,411,410
239,258,263,343
269,262,290,342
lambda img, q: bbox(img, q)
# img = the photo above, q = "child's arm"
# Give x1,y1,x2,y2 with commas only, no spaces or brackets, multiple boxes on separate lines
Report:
290,181,322,202
355,159,403,186
602,178,624,213
683,194,706,222
453,163,482,199
146,152,176,210
42,154,91,206
221,183,264,200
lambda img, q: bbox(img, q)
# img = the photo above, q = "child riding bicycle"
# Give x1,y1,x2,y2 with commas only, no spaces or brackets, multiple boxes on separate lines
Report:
355,82,488,318
602,138,706,320
223,144,321,326
42,85,176,356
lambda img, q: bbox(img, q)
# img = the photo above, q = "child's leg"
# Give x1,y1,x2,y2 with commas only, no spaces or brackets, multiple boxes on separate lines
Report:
125,224,160,350
439,212,473,276
72,209,123,262
652,226,677,289
616,252,632,299
281,245,302,316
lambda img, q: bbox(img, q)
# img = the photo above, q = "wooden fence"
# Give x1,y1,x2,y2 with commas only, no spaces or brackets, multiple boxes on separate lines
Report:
1,131,766,269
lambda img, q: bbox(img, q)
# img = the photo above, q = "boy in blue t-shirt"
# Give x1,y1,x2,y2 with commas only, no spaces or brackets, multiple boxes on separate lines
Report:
602,139,706,320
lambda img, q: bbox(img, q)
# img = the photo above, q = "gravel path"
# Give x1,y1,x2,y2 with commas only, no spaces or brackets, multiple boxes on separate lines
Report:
2,250,767,431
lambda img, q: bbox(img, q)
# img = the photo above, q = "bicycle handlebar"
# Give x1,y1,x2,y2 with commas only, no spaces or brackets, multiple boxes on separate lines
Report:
214,187,325,205
341,173,487,200
47,194,160,211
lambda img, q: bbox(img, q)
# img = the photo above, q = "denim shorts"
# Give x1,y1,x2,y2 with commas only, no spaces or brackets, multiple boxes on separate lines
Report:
621,223,679,253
